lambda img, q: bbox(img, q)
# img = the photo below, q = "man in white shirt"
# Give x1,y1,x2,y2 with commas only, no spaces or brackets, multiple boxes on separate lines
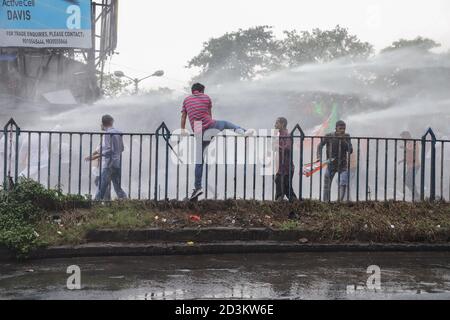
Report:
86,115,127,200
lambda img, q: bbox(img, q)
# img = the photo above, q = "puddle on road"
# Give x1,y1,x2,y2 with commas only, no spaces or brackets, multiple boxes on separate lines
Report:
0,252,449,299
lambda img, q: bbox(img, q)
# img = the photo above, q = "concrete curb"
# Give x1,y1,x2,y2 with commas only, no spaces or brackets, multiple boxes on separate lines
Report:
1,241,449,261
2,227,449,260
86,227,450,243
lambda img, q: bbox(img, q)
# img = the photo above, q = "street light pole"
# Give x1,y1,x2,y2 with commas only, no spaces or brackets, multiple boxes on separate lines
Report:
114,70,164,95
133,78,139,95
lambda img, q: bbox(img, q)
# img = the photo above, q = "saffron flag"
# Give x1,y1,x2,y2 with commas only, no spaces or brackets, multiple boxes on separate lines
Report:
302,159,333,177
310,103,339,136
301,104,340,177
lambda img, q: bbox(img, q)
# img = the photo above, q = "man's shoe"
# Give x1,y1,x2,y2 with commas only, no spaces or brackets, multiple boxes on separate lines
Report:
189,188,203,200
235,128,256,136
244,129,256,137
235,128,245,135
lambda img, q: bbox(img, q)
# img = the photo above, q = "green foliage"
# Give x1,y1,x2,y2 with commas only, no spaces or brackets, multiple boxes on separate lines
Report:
281,25,374,66
0,178,89,257
187,26,443,87
5,178,88,211
187,25,373,83
139,87,175,97
382,37,441,53
278,220,301,231
188,26,281,83
100,73,133,98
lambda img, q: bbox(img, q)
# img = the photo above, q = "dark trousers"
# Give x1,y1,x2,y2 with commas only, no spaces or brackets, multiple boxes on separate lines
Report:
323,167,349,202
275,173,297,201
405,167,419,199
95,167,127,200
94,175,111,200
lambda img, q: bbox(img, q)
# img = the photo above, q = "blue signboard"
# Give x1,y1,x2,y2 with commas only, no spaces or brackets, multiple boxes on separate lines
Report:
0,0,92,48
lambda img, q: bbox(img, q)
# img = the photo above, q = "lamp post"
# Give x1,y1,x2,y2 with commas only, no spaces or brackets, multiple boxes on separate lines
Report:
114,70,164,94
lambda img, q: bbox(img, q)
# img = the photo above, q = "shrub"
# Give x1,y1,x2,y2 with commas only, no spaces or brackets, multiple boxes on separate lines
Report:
0,177,89,257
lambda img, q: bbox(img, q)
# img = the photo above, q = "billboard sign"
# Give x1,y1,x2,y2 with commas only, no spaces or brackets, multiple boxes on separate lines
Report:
0,0,92,48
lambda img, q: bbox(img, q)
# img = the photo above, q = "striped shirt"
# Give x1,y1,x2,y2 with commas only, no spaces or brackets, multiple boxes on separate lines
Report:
181,91,215,132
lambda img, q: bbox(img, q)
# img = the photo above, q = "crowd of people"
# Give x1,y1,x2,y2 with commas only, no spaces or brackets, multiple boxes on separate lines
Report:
86,82,427,202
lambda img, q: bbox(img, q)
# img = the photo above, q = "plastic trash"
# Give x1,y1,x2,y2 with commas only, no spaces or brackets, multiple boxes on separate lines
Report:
189,215,201,222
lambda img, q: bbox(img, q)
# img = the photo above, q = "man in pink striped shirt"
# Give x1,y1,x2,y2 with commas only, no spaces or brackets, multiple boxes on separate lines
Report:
181,83,249,200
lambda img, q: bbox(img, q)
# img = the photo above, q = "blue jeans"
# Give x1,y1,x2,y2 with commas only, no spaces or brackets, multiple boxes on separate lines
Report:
194,120,245,190
323,167,349,201
95,167,127,200
210,120,244,132
95,175,111,200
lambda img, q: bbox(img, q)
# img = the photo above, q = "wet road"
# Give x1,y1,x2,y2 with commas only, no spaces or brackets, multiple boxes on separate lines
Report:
0,252,449,300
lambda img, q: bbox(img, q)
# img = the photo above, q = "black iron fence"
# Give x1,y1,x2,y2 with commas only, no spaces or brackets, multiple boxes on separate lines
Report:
2,118,449,202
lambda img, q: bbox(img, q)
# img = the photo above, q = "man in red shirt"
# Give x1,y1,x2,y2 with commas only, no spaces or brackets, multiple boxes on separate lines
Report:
399,131,420,199
181,83,250,200
274,117,297,201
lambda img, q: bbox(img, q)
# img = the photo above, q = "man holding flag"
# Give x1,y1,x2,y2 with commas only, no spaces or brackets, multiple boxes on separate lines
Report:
316,120,353,201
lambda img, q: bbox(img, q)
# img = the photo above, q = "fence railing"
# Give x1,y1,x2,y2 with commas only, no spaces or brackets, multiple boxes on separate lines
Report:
2,118,449,202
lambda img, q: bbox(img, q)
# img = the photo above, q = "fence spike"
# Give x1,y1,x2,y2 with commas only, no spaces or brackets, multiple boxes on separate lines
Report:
290,123,305,137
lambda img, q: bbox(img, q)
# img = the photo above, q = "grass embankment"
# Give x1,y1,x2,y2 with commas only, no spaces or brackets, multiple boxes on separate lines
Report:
1,179,449,258
37,196,450,246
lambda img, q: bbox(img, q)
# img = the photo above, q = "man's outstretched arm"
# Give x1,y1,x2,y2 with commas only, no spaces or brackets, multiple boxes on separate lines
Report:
347,136,353,154
317,138,326,159
181,111,187,130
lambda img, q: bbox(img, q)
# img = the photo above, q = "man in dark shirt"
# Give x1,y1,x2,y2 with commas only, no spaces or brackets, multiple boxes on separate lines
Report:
274,117,297,201
316,120,353,201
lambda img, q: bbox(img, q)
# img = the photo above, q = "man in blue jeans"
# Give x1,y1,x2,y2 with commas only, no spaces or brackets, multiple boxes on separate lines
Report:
181,83,251,200
86,115,127,201
316,120,353,201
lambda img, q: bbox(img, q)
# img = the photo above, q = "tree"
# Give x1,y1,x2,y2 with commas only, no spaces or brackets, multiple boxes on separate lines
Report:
187,25,374,84
140,87,175,96
187,26,281,83
281,25,374,67
381,37,441,53
100,73,132,98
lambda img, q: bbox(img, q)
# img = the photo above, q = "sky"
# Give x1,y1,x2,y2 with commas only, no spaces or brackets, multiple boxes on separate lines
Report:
110,0,450,91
